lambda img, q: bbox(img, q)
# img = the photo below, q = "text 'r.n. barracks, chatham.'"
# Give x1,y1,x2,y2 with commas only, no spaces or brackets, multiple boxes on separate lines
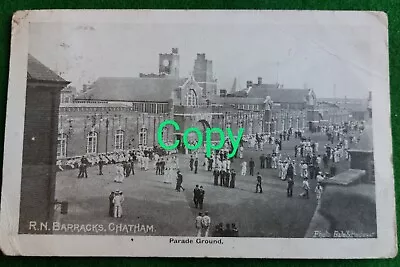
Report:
28,221,155,234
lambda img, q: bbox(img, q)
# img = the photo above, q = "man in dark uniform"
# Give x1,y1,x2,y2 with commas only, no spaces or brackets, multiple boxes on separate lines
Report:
194,158,199,174
156,159,161,175
189,156,194,171
109,191,115,217
266,154,272,168
160,158,166,175
286,163,294,180
208,157,213,171
230,169,236,188
124,161,131,177
175,171,184,192
80,156,89,178
287,177,294,197
249,158,255,176
260,154,265,169
98,155,105,175
213,168,219,186
220,170,225,186
193,185,200,208
256,172,263,193
225,170,230,187
198,186,205,209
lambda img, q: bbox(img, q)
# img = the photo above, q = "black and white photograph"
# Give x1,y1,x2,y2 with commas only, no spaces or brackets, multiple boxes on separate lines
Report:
0,10,396,258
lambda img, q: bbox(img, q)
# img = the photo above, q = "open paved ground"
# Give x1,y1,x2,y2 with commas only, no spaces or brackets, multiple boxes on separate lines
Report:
55,132,352,237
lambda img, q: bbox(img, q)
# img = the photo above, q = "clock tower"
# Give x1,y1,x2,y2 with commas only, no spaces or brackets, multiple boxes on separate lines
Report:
159,48,180,78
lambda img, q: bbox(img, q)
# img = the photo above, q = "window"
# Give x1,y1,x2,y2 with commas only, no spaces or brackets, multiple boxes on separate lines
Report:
115,129,124,150
187,89,197,106
162,127,167,143
86,131,98,154
139,127,147,146
57,133,67,158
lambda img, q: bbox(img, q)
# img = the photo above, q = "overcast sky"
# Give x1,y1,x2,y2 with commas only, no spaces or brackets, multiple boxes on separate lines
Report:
29,15,377,99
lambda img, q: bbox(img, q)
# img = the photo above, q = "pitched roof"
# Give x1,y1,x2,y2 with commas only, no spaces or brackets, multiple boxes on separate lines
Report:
231,85,312,104
210,96,264,105
248,86,311,103
27,54,68,83
76,77,187,102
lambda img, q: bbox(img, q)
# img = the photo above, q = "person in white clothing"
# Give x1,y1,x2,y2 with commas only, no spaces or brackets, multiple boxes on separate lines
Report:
315,183,323,205
241,161,247,176
239,146,244,159
153,153,159,169
201,211,211,237
195,212,203,237
113,190,124,218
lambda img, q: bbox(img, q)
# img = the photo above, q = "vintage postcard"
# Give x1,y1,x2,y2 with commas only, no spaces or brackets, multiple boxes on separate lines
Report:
0,10,396,258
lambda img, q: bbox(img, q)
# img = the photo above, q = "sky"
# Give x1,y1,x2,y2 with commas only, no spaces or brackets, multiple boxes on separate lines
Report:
29,16,378,99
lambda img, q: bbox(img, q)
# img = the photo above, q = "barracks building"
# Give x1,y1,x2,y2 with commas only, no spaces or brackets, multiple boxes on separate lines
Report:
55,48,350,159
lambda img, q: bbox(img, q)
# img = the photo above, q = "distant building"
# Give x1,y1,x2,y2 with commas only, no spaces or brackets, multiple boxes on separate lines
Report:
193,53,217,98
228,77,317,133
319,97,368,121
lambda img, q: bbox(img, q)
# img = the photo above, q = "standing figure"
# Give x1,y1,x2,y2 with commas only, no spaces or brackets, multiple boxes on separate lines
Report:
156,159,161,175
241,161,247,176
109,191,115,217
260,154,265,169
256,172,263,193
201,211,211,237
315,183,324,205
249,158,255,176
219,170,225,186
98,155,105,175
287,177,294,197
198,186,205,209
225,170,230,187
230,169,236,188
301,178,310,199
213,169,219,186
194,158,199,174
193,185,200,208
189,156,194,171
195,212,203,237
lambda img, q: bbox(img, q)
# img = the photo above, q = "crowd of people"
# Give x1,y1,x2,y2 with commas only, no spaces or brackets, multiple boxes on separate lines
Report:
57,118,366,236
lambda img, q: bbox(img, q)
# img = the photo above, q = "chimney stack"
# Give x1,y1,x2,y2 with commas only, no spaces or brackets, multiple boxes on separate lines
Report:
257,77,262,85
246,80,253,88
82,84,88,92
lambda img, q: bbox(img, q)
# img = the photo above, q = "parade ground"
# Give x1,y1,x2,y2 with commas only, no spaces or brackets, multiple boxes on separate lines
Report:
54,133,351,237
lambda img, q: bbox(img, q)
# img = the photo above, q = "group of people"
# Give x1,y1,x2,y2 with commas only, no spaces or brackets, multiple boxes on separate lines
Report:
212,222,239,237
195,211,212,237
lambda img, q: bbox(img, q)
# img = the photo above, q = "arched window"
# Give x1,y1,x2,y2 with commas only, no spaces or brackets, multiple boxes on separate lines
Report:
187,89,197,106
86,131,98,154
139,127,147,146
57,133,67,158
162,127,168,143
115,129,124,150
